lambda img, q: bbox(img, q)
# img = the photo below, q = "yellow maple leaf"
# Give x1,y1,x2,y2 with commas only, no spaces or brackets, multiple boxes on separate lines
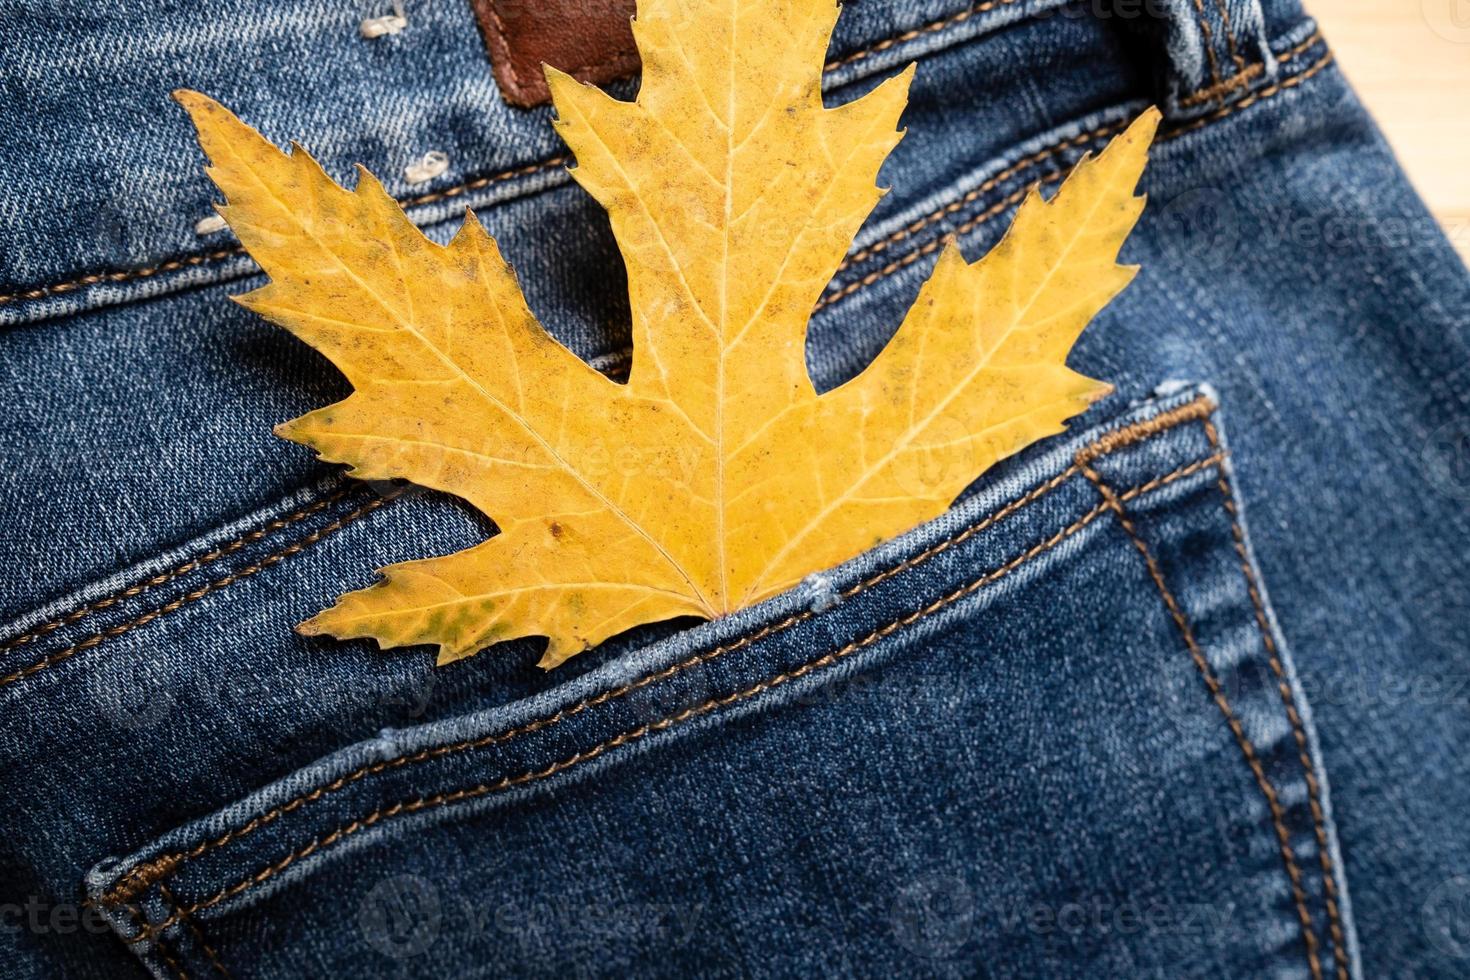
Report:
178,0,1158,668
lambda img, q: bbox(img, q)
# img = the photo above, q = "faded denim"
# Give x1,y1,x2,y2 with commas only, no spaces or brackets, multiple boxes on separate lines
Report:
1,0,1468,978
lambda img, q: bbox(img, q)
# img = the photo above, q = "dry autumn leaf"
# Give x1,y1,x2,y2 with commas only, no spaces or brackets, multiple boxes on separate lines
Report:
178,0,1159,668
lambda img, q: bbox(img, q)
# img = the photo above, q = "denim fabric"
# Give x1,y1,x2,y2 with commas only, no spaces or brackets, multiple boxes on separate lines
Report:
2,0,1468,978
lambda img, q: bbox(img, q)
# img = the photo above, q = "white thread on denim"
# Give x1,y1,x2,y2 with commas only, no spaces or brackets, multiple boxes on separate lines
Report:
404,150,450,185
361,1,407,38
800,572,842,613
193,214,228,236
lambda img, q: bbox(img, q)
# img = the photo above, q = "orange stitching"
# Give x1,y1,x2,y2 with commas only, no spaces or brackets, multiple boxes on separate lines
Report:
101,458,1084,905
1170,50,1334,140
1178,29,1323,108
825,0,1023,71
1077,459,1324,980
838,121,1126,271
0,2,1021,309
1190,0,1224,87
1202,420,1350,980
139,497,1126,936
18,118,1137,717
155,931,190,980
2,41,1338,323
1277,29,1326,65
101,403,1218,908
0,493,397,690
1214,0,1246,72
819,171,1060,311
822,47,1336,313
126,443,1225,935
1177,63,1264,108
0,487,351,657
1075,397,1216,463
160,883,232,980
0,154,569,306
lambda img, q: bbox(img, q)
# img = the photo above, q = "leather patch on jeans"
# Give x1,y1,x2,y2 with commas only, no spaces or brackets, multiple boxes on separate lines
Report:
470,0,640,108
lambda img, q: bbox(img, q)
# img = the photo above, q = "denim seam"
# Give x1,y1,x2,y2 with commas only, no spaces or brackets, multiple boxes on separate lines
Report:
1203,418,1350,980
113,402,1223,935
1177,28,1322,110
0,492,399,691
822,170,1060,310
103,445,1220,908
0,486,353,660
159,882,232,980
2,12,1333,317
153,918,190,980
1171,48,1334,137
4,46,1340,689
1213,0,1247,73
102,400,1218,909
0,0,1021,312
134,502,1123,934
830,45,1335,310
7,116,1130,697
126,455,1223,938
1189,0,1224,87
839,119,1127,269
0,154,569,309
1077,459,1324,980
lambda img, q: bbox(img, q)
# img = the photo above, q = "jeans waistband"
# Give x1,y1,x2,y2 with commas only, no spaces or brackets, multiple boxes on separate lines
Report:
0,0,1310,326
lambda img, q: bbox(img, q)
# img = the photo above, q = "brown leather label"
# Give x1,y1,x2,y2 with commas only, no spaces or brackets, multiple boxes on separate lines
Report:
471,0,641,108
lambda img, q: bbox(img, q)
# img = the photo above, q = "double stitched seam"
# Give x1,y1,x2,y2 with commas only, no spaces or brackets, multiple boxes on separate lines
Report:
1076,459,1324,980
0,156,569,307
0,486,351,658
102,400,1217,907
154,929,190,980
0,492,398,691
1171,48,1334,139
1178,29,1323,109
827,47,1336,311
1202,420,1350,980
840,121,1126,269
0,1,1018,309
25,41,1337,797
820,124,1122,310
121,406,1221,937
17,118,1142,703
1189,0,1224,87
0,20,1335,312
159,883,232,980
1213,0,1247,72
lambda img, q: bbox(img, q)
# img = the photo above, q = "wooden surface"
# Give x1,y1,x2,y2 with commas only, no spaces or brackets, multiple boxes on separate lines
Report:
1310,0,1470,263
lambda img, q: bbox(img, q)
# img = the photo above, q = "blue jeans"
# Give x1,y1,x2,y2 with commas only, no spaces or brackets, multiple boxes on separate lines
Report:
2,0,1468,977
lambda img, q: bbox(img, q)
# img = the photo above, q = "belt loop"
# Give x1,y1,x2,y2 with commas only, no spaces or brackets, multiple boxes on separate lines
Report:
1140,0,1274,119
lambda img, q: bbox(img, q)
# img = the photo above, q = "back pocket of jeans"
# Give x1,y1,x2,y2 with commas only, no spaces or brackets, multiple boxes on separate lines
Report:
85,385,1354,979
